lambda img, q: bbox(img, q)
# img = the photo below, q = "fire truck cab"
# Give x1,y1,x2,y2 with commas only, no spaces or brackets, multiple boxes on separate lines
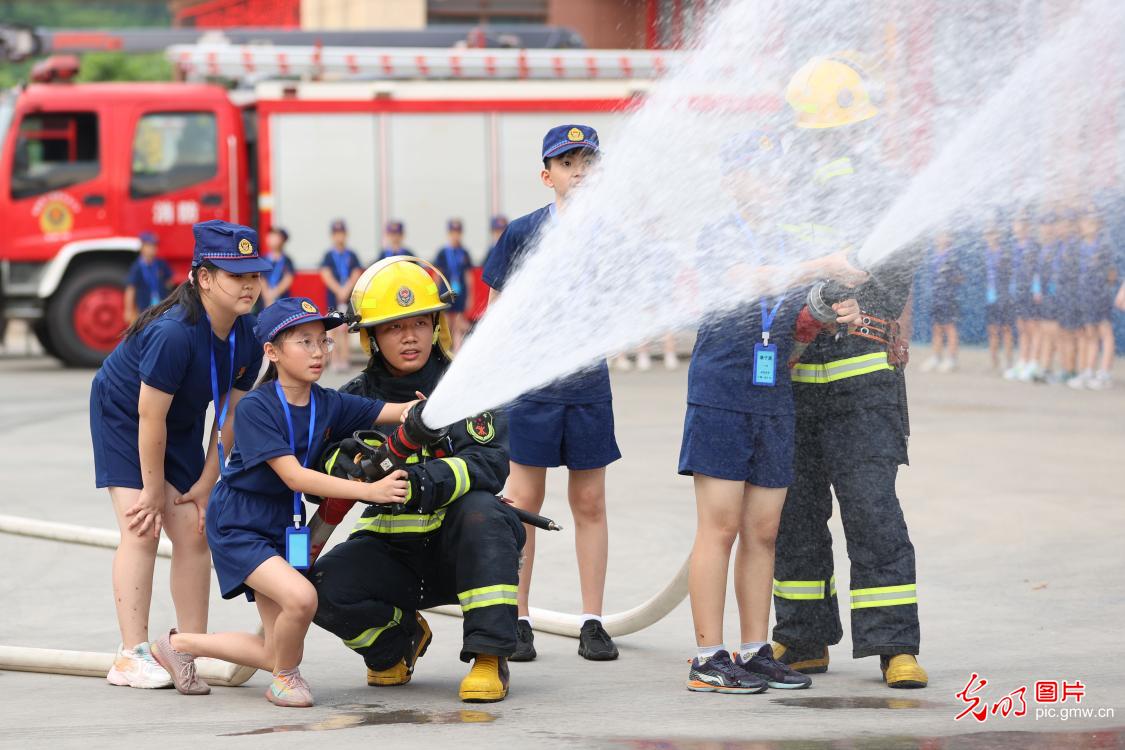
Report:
0,64,248,366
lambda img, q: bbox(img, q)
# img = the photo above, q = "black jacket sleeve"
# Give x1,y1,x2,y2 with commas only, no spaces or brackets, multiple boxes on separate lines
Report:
402,408,510,515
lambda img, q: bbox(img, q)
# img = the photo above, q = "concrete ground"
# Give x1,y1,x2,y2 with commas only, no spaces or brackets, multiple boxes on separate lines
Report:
1,333,1123,749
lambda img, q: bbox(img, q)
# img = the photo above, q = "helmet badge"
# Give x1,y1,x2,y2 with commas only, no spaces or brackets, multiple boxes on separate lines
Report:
396,285,415,307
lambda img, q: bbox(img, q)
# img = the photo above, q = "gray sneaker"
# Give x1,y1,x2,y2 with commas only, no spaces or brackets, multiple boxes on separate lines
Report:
151,628,211,695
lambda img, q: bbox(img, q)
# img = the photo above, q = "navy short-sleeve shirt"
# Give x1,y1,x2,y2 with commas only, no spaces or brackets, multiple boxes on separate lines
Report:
126,258,173,311
482,204,612,404
98,304,262,430
687,218,804,416
220,383,384,501
320,248,363,308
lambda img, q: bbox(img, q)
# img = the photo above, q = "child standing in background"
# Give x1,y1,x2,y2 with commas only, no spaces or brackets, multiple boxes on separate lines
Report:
124,231,173,324
319,219,362,372
982,220,1014,371
922,230,961,373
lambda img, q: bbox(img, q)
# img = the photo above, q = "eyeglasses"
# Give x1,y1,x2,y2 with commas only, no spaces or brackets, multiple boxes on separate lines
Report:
286,337,335,354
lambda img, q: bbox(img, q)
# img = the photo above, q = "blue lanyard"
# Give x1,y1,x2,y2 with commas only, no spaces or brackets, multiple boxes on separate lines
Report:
140,261,162,306
759,295,786,345
984,248,999,289
207,316,237,465
268,255,286,288
275,380,317,527
443,246,462,279
332,250,351,282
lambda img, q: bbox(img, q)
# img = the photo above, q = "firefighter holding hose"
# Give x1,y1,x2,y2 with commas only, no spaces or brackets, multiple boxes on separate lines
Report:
771,53,928,689
310,257,525,703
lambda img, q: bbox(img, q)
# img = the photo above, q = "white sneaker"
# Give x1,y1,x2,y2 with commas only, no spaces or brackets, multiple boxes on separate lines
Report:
107,642,173,689
920,356,940,373
1067,371,1091,390
1088,371,1112,390
937,357,956,374
664,352,679,370
636,351,652,371
1017,363,1038,383
1002,363,1023,381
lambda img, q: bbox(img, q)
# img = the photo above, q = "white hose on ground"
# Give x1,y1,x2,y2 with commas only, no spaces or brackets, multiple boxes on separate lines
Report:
0,514,257,685
0,514,690,643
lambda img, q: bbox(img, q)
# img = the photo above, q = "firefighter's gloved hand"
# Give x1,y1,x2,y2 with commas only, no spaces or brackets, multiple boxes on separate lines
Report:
321,431,385,481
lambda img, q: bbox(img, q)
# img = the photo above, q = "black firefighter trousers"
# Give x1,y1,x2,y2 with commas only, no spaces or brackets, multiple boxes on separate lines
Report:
772,396,920,659
312,492,526,669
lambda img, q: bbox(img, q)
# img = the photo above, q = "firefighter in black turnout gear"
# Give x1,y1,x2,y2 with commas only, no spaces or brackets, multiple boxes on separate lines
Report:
311,257,524,703
772,52,929,689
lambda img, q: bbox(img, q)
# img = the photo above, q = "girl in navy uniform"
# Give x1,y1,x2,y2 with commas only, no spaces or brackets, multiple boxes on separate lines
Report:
981,220,1014,372
921,229,962,373
678,129,862,694
432,218,473,352
260,226,296,308
150,297,419,707
123,231,173,323
319,219,363,372
90,220,270,690
1004,211,1040,381
1071,206,1117,389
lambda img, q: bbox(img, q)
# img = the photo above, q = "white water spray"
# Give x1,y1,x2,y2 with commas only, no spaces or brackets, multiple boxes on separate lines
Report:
423,0,1125,427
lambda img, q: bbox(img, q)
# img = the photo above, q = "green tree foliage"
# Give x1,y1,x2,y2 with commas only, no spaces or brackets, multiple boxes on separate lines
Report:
0,1,172,86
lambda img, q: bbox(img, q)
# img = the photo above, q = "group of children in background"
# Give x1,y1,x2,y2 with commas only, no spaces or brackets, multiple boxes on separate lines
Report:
923,204,1122,389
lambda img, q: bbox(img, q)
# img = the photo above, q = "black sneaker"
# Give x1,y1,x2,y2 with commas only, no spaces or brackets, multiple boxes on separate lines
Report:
510,620,536,662
736,644,812,689
687,650,768,694
577,619,619,661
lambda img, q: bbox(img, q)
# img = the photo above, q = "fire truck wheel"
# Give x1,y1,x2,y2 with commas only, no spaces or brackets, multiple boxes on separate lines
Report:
32,320,60,358
47,264,128,368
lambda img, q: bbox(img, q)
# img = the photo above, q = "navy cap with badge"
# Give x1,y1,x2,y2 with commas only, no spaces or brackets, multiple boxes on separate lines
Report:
330,219,347,234
447,218,463,232
542,124,600,159
490,215,508,231
386,220,404,234
254,297,345,346
192,220,273,273
139,230,158,245
720,129,787,175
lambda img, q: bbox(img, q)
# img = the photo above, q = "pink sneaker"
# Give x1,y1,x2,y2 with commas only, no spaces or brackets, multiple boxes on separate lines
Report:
151,628,211,695
106,642,172,689
266,668,314,707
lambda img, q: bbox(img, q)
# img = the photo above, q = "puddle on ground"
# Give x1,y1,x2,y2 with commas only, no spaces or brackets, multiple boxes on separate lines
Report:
770,696,942,710
617,726,1125,750
221,704,495,736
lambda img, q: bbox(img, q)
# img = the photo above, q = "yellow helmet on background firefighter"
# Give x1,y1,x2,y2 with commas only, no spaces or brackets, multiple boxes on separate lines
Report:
786,52,880,130
349,256,454,357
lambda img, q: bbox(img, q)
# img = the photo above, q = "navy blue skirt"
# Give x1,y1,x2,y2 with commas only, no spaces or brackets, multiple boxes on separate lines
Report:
206,483,292,601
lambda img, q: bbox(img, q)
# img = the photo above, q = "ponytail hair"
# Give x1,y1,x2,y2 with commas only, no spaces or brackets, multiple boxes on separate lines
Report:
256,361,279,388
123,262,217,340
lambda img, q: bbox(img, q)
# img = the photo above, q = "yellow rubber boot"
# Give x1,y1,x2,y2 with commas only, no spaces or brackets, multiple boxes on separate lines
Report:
772,642,830,674
458,654,510,703
882,654,928,689
366,613,433,687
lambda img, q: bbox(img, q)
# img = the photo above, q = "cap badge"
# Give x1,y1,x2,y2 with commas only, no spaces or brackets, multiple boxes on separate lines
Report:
396,286,415,307
567,127,584,142
238,238,254,255
301,300,317,313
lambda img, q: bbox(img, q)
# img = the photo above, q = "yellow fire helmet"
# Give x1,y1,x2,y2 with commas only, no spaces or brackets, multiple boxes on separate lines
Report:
348,256,454,358
785,52,880,130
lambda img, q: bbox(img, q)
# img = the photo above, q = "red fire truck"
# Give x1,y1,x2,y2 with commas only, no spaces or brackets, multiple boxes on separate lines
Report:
0,47,667,366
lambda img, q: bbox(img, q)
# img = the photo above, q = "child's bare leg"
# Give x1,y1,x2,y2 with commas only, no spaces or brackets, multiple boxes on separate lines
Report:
568,467,609,616
1097,320,1115,373
507,462,547,617
162,482,210,634
947,324,960,359
689,475,744,646
109,487,159,647
931,324,943,358
987,325,1000,367
1002,324,1014,363
170,601,278,673
244,557,318,672
734,484,787,644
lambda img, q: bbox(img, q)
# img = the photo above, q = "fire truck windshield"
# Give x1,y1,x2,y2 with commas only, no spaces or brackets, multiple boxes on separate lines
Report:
0,91,13,145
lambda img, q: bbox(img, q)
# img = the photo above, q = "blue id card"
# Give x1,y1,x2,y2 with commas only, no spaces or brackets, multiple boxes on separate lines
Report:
753,342,777,387
986,285,998,305
286,526,311,570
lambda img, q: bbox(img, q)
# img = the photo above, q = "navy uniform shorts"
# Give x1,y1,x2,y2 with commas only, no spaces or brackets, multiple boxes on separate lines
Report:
507,400,621,471
678,404,795,488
